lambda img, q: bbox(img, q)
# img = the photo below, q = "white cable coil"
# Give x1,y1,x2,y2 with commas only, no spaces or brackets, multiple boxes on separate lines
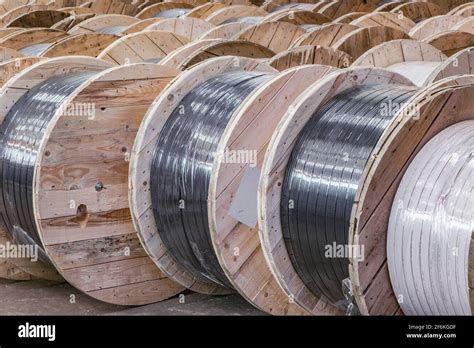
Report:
387,120,474,315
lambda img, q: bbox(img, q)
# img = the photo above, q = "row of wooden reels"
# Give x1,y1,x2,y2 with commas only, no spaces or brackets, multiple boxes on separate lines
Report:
0,0,472,316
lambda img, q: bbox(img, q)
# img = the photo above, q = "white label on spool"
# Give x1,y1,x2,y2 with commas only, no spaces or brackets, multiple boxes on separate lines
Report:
228,166,260,228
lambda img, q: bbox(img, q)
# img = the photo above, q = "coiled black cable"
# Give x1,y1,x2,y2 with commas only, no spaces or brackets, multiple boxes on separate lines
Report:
0,72,95,264
150,71,271,288
280,84,417,307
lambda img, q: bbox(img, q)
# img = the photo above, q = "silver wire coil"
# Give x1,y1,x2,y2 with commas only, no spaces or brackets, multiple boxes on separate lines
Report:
97,25,126,35
150,71,271,288
280,84,416,308
0,72,95,264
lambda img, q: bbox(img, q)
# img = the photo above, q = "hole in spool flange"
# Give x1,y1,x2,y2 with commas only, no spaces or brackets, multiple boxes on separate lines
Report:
76,204,90,228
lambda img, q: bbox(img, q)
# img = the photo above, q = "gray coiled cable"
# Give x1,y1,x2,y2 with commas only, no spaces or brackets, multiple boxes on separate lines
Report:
150,71,271,288
280,84,416,308
19,43,53,56
0,72,95,264
153,8,190,18
97,25,126,34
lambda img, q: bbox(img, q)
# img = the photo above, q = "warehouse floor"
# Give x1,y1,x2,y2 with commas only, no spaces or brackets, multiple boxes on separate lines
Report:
0,279,263,316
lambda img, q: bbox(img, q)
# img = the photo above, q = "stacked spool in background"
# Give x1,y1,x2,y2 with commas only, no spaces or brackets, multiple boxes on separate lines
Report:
0,0,470,316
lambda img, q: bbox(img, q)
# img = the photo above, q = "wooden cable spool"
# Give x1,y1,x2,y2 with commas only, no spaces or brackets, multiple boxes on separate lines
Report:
408,14,468,40
266,45,352,71
332,25,409,61
421,0,472,13
67,14,139,35
291,23,359,48
135,2,195,20
350,12,416,33
205,5,268,25
0,5,53,27
261,9,331,26
257,67,415,315
184,2,225,19
447,2,474,16
349,74,474,315
233,21,305,53
198,22,252,40
5,9,70,28
317,0,380,19
0,28,69,56
128,56,333,314
0,56,184,304
174,40,275,70
0,28,26,40
452,16,474,34
84,0,139,16
120,18,163,35
97,30,189,65
51,13,96,32
389,2,444,23
58,5,98,15
0,45,24,62
145,17,215,41
159,38,226,68
333,11,367,24
0,55,58,281
422,30,474,56
374,1,405,13
40,32,119,58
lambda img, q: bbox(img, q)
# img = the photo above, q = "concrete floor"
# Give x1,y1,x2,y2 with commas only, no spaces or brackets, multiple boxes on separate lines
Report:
0,279,263,315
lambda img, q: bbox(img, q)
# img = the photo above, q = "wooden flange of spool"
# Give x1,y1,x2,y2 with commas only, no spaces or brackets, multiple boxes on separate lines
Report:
68,14,139,34
258,67,413,315
332,25,409,61
159,38,225,68
0,28,25,40
6,10,70,28
40,32,119,58
266,45,352,71
0,55,64,282
51,12,96,32
233,21,305,53
422,30,474,56
184,2,225,19
291,23,359,48
205,5,268,25
84,0,139,16
59,6,98,15
317,0,380,20
424,0,472,13
390,2,444,23
409,14,467,40
333,12,367,24
351,12,416,33
261,0,321,13
208,63,345,315
129,56,270,296
198,22,252,40
354,39,474,87
0,56,184,305
0,4,52,27
145,17,215,41
452,16,474,34
349,74,474,315
0,55,54,281
176,40,275,70
136,2,194,20
0,28,69,53
0,46,24,62
352,39,446,86
97,30,189,65
261,9,331,26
